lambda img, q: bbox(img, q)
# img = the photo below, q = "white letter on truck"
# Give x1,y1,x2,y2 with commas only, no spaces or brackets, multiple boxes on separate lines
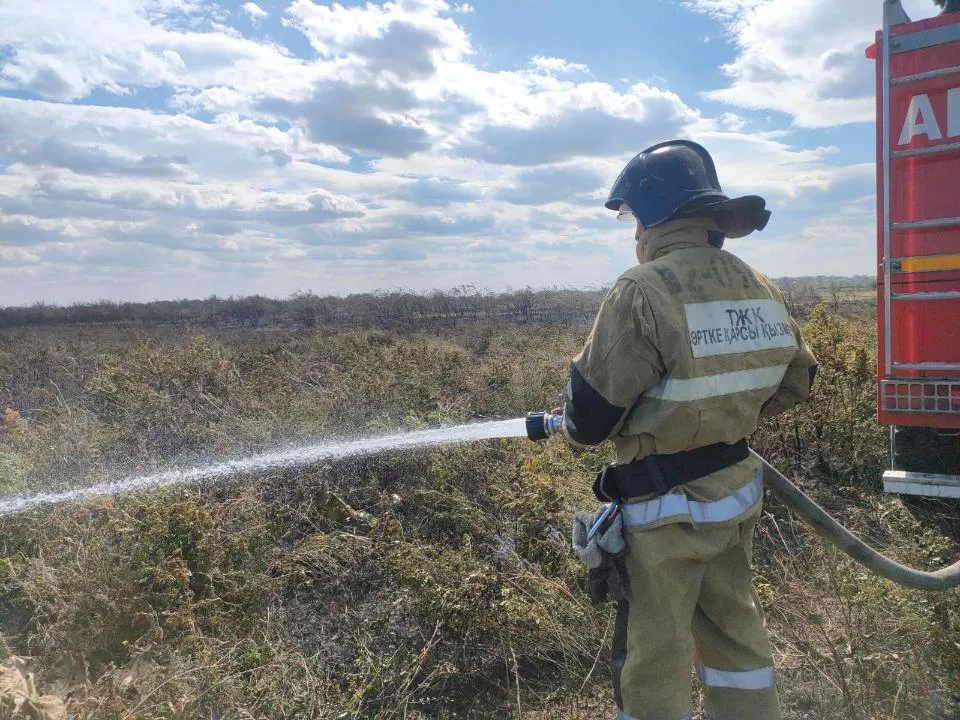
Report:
899,93,943,145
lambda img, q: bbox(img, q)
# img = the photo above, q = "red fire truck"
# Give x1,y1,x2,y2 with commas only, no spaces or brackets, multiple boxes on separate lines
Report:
866,1,960,497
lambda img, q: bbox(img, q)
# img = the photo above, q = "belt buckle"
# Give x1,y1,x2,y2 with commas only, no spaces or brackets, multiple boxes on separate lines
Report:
593,463,619,502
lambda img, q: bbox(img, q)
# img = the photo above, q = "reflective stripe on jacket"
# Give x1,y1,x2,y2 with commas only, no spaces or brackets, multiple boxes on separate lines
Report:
561,218,818,527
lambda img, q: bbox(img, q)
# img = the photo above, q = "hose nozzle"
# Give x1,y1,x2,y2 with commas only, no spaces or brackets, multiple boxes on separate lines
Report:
525,411,563,442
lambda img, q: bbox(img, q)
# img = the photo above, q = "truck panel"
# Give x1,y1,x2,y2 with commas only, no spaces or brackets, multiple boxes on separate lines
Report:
874,9,960,430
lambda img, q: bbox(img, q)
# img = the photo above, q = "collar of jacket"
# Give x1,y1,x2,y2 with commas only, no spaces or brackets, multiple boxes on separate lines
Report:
637,217,722,264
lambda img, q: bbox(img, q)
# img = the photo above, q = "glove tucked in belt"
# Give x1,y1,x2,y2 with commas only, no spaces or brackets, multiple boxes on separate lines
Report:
571,505,629,604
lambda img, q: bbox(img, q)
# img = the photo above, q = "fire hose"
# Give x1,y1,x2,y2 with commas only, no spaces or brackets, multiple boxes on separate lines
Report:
525,412,960,592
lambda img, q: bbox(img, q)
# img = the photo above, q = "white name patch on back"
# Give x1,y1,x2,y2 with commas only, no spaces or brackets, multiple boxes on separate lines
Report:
684,299,796,358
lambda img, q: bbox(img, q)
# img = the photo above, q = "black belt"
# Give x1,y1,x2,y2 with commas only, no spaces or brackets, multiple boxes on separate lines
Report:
593,439,750,502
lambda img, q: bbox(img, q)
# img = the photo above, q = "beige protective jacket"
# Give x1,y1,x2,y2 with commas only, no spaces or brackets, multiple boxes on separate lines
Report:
561,218,818,526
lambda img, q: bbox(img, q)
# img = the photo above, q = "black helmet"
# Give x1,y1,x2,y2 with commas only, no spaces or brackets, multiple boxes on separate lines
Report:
605,139,771,239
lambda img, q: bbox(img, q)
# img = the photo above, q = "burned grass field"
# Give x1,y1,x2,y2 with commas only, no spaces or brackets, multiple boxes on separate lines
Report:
0,285,958,719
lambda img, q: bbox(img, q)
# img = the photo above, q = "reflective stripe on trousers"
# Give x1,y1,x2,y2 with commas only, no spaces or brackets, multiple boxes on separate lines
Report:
619,470,763,528
701,665,776,690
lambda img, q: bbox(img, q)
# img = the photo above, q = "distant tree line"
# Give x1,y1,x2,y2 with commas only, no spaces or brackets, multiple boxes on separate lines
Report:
0,286,609,331
773,275,875,291
0,276,876,331
775,275,877,316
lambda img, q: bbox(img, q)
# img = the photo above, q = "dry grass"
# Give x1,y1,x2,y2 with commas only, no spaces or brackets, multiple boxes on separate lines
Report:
0,302,957,718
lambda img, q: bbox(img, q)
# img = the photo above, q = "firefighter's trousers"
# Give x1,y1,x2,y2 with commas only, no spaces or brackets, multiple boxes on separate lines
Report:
613,501,780,720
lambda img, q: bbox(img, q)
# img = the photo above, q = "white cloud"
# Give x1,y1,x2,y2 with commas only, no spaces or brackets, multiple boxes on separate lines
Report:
0,0,883,306
686,0,941,127
284,0,472,65
736,196,878,278
690,131,856,197
715,112,747,132
242,2,267,21
16,169,366,225
0,0,317,103
530,56,591,75
0,98,349,175
494,164,606,206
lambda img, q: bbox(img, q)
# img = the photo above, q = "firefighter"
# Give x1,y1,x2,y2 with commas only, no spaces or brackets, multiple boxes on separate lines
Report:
557,140,818,720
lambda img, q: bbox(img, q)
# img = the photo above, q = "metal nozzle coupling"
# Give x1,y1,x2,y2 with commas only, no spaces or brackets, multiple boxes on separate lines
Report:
525,411,563,442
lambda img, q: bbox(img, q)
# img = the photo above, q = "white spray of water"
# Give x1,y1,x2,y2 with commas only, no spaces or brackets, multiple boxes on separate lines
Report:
0,418,529,517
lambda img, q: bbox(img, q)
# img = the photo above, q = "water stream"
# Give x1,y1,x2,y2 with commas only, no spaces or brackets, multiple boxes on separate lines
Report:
0,418,529,517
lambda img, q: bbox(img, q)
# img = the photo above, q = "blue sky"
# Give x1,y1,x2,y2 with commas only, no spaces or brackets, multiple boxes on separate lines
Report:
0,0,942,306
